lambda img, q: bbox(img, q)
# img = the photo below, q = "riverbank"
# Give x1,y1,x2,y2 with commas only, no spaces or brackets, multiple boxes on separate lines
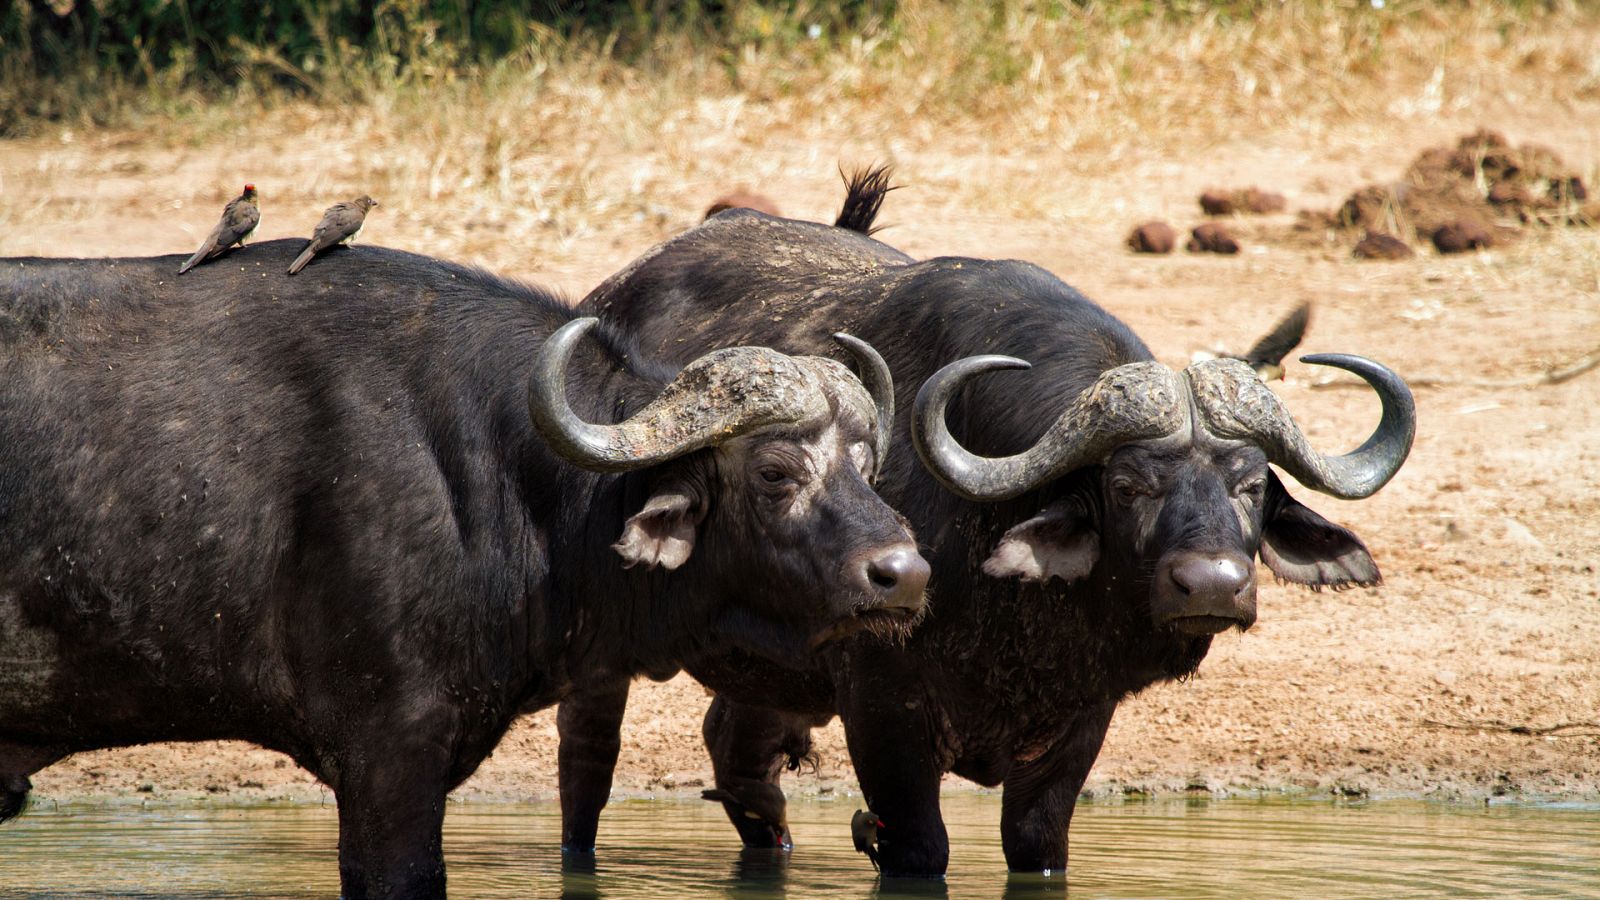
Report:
6,1,1599,814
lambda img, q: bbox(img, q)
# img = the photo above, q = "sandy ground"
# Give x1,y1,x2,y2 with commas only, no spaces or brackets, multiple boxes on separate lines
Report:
2,92,1598,812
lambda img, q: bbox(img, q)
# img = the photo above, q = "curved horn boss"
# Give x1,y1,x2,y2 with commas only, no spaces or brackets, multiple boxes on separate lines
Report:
530,317,893,472
1185,354,1416,499
914,350,1414,500
912,357,1188,501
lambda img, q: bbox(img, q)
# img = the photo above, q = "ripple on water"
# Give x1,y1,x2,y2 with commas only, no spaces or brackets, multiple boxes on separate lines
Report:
0,795,1596,898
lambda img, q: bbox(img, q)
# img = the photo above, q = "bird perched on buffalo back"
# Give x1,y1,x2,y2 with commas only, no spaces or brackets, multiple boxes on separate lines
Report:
287,195,379,275
851,808,885,871
178,184,260,274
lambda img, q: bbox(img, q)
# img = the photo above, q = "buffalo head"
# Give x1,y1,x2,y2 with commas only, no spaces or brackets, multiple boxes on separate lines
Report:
913,353,1414,635
531,319,928,646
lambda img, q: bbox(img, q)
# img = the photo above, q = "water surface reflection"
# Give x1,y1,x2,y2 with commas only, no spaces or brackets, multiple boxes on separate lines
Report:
1,793,1596,897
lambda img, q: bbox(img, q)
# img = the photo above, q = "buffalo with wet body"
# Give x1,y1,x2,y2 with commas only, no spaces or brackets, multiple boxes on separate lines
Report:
562,184,1414,876
0,240,928,898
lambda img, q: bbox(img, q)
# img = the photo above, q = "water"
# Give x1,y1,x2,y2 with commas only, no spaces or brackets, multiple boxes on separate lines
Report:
1,794,1596,898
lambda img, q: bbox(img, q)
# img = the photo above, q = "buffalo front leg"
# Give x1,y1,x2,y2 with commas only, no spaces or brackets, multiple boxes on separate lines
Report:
837,685,948,876
701,695,818,849
330,737,455,899
1000,699,1117,873
557,680,631,853
0,742,67,824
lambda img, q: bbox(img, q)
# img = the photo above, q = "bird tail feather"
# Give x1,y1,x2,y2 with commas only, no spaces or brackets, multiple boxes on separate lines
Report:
287,243,316,275
177,247,208,275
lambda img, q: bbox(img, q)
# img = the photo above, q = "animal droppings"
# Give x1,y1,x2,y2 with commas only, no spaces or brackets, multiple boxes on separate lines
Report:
1432,219,1493,254
1187,223,1241,254
1352,233,1414,260
1126,221,1177,254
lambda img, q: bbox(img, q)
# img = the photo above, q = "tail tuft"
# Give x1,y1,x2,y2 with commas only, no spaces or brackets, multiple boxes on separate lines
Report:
834,164,897,236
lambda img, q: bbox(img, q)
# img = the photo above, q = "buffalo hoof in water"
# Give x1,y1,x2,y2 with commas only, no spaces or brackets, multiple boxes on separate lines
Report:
1,774,30,823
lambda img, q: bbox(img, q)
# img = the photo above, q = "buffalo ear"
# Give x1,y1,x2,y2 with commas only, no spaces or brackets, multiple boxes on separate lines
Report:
614,484,708,571
1260,473,1380,589
982,498,1099,584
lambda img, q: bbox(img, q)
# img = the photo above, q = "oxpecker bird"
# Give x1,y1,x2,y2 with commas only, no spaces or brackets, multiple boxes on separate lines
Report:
851,808,885,871
287,195,379,275
178,184,260,274
702,779,791,847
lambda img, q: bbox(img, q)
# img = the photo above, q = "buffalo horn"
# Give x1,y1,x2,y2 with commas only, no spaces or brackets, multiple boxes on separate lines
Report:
913,356,1187,501
1186,354,1415,499
528,317,832,473
832,333,894,476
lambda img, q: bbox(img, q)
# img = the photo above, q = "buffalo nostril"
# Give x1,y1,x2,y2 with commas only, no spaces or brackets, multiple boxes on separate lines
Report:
862,547,931,611
867,551,909,589
1171,556,1251,599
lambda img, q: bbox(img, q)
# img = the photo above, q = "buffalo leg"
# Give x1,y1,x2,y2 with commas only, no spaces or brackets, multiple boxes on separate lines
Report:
837,687,948,876
557,680,631,853
0,742,66,824
701,695,815,849
999,699,1117,873
330,736,454,899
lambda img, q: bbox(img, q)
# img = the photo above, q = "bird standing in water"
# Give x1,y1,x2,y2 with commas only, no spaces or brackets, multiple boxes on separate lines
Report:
287,195,379,275
851,808,885,872
178,184,260,274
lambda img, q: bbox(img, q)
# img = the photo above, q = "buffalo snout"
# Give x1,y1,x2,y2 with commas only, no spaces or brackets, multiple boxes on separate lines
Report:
850,543,930,616
1153,550,1257,634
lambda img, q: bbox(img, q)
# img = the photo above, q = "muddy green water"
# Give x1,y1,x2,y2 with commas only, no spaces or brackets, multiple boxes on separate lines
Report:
1,794,1596,897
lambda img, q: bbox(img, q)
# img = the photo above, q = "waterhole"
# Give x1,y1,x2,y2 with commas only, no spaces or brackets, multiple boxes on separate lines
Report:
0,793,1595,897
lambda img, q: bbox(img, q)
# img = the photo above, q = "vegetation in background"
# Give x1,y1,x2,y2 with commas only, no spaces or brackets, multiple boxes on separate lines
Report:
0,0,1593,209
2,0,1597,146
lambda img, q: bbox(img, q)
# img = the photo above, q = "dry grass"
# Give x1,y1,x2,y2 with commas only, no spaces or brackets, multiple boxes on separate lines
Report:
3,1,1599,282
7,3,1600,258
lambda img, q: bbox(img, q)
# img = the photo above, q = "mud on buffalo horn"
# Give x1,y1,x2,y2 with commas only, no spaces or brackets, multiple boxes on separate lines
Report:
529,318,895,473
912,356,1189,502
1185,353,1416,499
913,352,1414,502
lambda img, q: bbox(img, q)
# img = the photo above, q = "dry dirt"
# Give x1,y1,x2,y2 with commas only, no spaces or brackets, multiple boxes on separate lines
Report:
1,95,1597,813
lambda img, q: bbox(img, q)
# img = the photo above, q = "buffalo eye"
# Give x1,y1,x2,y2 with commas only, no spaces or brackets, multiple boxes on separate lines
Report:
1109,478,1147,504
758,467,791,485
1235,476,1267,500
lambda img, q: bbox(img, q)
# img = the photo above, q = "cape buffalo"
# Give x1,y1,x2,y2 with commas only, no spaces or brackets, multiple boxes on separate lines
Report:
560,181,1415,876
0,240,929,897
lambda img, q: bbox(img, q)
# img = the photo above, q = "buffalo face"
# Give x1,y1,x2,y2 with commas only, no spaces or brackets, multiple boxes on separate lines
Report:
532,319,928,650
917,353,1414,636
631,403,928,648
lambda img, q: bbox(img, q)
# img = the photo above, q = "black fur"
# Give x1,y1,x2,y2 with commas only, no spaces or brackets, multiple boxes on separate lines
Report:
0,240,917,897
563,209,1385,875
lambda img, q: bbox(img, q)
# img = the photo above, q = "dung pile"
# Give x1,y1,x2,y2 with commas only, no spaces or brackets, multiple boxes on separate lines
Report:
1325,129,1598,255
